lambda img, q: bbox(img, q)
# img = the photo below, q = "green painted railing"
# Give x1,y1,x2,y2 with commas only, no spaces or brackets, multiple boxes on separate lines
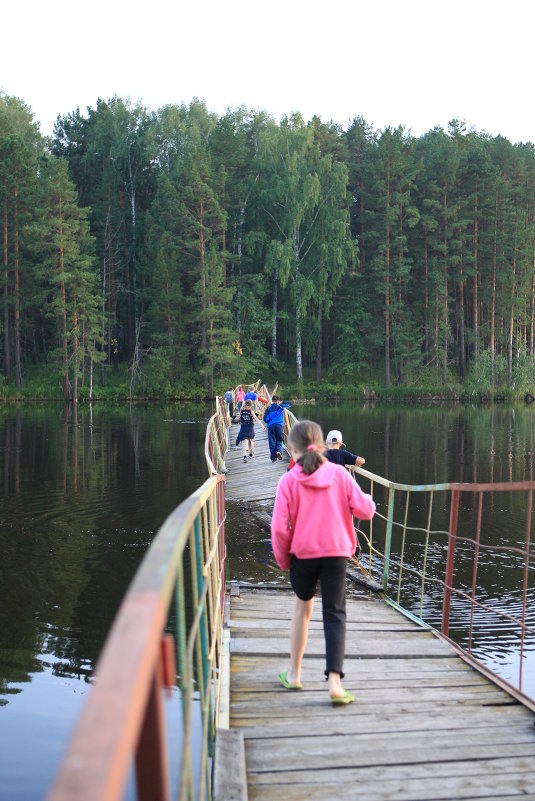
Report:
350,466,535,709
205,396,231,474
47,473,227,801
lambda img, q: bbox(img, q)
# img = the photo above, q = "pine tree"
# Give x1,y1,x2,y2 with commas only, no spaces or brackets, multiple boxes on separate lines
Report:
36,156,99,402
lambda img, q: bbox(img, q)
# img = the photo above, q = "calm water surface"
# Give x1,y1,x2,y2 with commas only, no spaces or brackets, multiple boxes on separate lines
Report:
1,401,534,800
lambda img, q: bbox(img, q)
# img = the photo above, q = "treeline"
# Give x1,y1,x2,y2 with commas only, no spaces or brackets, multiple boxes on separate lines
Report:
2,92,535,400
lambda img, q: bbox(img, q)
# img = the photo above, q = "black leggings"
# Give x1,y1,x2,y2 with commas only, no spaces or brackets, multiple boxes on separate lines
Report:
289,555,347,677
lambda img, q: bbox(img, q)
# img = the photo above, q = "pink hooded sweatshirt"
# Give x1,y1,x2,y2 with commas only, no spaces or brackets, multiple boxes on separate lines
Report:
271,461,376,571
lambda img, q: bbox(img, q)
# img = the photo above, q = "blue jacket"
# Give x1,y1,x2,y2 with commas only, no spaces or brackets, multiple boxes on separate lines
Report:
263,401,290,427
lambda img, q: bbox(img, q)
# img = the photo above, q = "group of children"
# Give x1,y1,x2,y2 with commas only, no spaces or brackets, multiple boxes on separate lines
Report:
228,386,375,706
233,388,289,464
233,385,366,471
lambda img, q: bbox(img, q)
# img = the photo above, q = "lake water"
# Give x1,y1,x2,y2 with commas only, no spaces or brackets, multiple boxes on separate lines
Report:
1,401,534,800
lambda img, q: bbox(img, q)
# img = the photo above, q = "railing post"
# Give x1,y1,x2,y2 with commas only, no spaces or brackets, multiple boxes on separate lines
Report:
135,653,171,801
194,516,210,693
520,489,532,691
383,488,395,592
468,493,484,653
442,488,460,637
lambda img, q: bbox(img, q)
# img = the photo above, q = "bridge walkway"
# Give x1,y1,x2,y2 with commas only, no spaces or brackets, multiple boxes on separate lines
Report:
225,585,535,801
224,419,289,503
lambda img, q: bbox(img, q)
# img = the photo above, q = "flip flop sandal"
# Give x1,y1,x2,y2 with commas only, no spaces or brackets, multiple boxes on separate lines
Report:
277,670,303,690
330,690,354,705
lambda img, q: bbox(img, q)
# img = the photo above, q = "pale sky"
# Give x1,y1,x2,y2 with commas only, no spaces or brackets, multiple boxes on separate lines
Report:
2,0,534,143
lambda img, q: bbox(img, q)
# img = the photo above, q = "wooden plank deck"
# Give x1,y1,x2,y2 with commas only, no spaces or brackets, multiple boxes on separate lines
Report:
227,586,535,801
225,421,288,502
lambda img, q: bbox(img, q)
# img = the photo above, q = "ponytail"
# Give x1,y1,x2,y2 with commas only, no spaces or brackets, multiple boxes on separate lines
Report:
288,420,325,475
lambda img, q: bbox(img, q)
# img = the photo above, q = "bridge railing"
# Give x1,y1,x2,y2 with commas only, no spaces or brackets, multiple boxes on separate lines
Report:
205,396,230,474
47,474,227,801
282,407,298,451
350,466,535,709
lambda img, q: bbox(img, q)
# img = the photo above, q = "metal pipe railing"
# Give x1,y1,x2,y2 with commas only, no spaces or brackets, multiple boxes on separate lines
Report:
351,466,535,708
47,474,227,801
205,397,230,474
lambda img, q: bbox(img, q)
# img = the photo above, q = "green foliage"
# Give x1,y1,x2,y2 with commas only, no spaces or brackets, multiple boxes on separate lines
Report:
511,352,535,392
2,92,535,401
465,350,509,397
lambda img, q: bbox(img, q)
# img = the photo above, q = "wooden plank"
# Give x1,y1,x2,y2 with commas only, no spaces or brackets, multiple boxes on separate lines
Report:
231,705,524,729
231,600,423,622
243,734,535,771
230,682,509,703
246,755,535,784
231,670,491,691
230,654,474,676
246,768,535,801
213,729,247,801
232,707,532,738
231,634,455,657
230,619,418,631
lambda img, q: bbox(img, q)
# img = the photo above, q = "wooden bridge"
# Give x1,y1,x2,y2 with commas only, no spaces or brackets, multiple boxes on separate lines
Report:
47,386,535,801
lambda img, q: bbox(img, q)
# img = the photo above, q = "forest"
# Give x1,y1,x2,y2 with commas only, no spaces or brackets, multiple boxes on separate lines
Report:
2,92,535,401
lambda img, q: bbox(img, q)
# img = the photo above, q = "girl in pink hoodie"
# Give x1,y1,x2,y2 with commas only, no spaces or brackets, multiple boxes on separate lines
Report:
271,420,375,704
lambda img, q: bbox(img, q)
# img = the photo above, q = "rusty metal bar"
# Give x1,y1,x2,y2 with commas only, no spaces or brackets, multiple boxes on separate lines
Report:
396,491,411,604
468,493,483,654
135,657,170,801
442,489,459,638
205,397,230,475
419,490,434,619
520,489,532,691
383,487,395,592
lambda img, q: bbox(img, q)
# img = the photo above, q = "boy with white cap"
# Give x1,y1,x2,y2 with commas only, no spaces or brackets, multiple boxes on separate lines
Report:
324,430,365,469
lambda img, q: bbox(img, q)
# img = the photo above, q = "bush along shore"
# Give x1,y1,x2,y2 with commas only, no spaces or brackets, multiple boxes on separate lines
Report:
0,364,532,405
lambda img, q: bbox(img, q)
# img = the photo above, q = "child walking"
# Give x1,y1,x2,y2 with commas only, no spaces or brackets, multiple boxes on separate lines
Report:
271,420,375,704
263,394,291,462
235,399,266,462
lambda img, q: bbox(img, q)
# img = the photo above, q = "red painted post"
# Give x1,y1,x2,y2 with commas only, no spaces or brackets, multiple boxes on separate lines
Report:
442,489,460,637
519,489,532,691
161,634,177,695
468,493,484,653
135,650,171,801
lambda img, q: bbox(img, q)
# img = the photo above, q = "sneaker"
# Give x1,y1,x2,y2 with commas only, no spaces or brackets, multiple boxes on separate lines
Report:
243,456,247,463
249,453,253,459
276,451,283,460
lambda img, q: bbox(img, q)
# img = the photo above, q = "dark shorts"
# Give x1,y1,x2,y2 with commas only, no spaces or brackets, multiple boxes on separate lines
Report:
290,555,348,601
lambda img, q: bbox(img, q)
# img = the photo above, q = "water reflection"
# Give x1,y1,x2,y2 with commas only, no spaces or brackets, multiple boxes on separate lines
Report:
0,403,208,801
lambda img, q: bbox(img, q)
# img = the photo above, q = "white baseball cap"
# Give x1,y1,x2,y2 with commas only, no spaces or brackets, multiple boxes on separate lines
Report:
326,430,345,446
